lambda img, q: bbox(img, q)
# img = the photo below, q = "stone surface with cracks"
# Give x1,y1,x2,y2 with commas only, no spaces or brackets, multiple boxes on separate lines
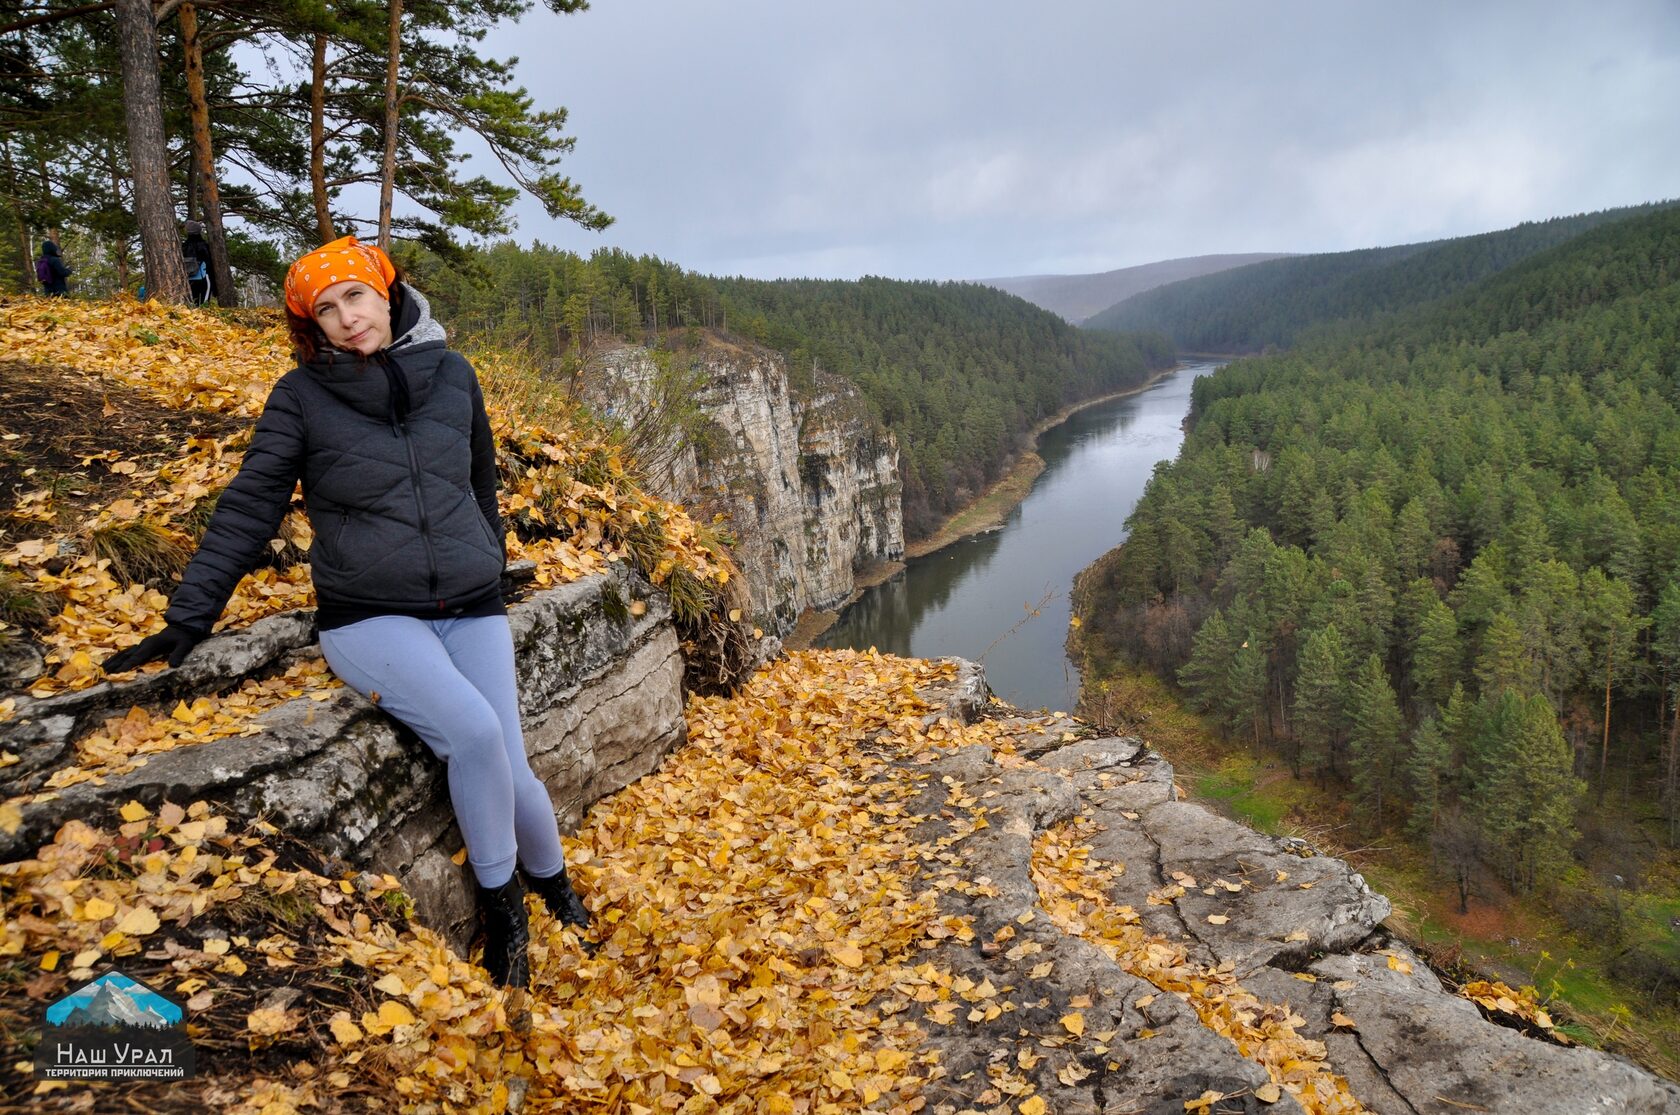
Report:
899,659,1680,1115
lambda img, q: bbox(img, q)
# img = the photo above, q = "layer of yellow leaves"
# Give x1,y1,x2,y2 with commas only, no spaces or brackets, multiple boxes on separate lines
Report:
1459,979,1565,1039
32,658,340,793
328,649,972,1112
0,799,323,985
6,650,979,1113
1030,819,1370,1115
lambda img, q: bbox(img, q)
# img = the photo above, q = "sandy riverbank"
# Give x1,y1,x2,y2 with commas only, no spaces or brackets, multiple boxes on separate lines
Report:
784,364,1185,650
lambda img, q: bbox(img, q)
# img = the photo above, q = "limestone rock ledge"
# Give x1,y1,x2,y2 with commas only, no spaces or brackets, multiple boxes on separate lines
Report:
585,342,903,635
0,563,686,953
905,660,1680,1115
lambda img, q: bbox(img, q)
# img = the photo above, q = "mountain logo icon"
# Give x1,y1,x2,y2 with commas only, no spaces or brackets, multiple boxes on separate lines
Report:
34,969,196,1081
46,971,182,1029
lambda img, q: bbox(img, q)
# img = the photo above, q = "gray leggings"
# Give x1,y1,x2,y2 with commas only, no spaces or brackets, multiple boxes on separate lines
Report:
318,613,566,888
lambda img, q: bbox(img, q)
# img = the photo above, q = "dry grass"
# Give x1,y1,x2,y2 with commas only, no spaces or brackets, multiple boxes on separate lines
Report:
85,518,190,587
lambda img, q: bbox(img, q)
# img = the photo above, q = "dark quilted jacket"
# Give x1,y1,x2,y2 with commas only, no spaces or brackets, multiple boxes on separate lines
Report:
164,285,505,634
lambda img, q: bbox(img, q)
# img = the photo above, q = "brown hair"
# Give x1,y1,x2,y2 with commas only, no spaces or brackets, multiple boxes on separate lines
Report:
284,264,406,363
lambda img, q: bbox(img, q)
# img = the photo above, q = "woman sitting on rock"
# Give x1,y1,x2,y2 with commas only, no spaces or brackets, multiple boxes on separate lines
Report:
102,235,589,990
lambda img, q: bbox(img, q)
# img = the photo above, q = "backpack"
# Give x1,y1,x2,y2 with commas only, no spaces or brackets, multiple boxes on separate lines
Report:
183,253,207,283
35,256,51,284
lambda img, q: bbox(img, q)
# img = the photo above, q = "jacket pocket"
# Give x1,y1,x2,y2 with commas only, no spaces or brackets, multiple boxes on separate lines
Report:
475,505,503,558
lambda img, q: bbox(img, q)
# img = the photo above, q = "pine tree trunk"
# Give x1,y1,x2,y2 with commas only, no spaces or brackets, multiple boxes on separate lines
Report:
1599,630,1614,806
1659,701,1673,839
115,0,185,302
105,144,130,291
376,0,403,250
180,3,235,306
1,137,32,291
310,32,333,243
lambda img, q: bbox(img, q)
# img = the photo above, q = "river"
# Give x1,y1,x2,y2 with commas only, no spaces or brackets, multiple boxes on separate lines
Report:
815,361,1219,712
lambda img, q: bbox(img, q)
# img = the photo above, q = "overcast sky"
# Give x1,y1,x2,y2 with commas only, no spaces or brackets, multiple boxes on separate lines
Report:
473,0,1680,281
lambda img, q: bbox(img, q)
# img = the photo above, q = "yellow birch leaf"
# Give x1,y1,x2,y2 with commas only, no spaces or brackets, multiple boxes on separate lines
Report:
115,907,160,936
247,1007,298,1035
81,897,116,921
1019,1098,1048,1115
329,1013,363,1045
119,800,149,822
1060,1012,1084,1036
377,1000,415,1028
829,943,865,968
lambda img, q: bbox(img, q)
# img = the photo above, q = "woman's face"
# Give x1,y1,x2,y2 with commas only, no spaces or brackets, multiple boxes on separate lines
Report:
312,280,392,355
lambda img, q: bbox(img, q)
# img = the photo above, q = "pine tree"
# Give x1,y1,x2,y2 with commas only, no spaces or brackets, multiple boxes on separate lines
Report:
1226,635,1269,750
1292,625,1349,779
1178,610,1234,715
1474,611,1538,696
1508,693,1583,891
1406,715,1452,841
1579,568,1646,804
1348,654,1402,830
1411,595,1462,711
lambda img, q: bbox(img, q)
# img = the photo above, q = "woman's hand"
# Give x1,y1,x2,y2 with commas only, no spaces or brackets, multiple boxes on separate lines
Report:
102,625,204,673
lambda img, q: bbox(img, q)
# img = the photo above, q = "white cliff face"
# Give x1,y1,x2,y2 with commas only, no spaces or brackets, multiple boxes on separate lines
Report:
587,342,903,635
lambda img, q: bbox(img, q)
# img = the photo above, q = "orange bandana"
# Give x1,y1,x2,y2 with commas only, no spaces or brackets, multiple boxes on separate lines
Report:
283,236,397,318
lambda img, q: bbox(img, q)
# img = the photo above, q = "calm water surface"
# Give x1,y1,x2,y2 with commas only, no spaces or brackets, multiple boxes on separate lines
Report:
816,362,1219,711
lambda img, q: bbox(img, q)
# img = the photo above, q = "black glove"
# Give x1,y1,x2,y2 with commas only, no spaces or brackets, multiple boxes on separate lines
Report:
102,625,204,673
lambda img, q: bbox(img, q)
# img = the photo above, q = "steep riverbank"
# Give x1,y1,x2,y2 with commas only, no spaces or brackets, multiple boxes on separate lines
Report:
786,365,1184,650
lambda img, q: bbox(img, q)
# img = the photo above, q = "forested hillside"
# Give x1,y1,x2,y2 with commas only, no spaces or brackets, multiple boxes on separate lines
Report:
1085,202,1674,353
1076,203,1680,1004
411,244,1175,539
981,252,1291,323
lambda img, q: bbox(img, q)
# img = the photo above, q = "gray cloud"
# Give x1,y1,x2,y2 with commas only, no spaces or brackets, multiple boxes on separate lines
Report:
477,0,1680,279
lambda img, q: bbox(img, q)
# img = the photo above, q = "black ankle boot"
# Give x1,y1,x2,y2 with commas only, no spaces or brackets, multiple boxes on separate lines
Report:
522,864,592,929
475,874,530,989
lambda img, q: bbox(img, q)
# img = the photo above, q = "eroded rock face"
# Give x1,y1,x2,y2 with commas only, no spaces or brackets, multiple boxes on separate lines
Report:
1,565,687,952
897,660,1680,1115
584,343,903,635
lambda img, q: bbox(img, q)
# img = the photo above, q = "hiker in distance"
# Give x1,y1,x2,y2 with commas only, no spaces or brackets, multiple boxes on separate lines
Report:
101,235,589,990
182,220,213,305
36,238,71,296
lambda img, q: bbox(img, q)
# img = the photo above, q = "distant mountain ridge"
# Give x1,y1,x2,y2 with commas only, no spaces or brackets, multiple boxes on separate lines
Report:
979,253,1293,323
1084,201,1679,351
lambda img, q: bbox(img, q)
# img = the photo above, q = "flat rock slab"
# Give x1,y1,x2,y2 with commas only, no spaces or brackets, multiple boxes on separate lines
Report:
1,565,688,952
900,663,1680,1115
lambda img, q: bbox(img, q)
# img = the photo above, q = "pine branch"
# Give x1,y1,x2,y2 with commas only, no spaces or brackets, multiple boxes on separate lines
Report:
1,2,116,35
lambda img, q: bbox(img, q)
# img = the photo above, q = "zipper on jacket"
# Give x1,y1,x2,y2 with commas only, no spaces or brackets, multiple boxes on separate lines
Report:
398,420,442,606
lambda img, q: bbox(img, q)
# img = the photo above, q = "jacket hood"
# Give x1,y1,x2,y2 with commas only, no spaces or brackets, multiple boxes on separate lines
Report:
389,283,448,351
41,240,59,257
